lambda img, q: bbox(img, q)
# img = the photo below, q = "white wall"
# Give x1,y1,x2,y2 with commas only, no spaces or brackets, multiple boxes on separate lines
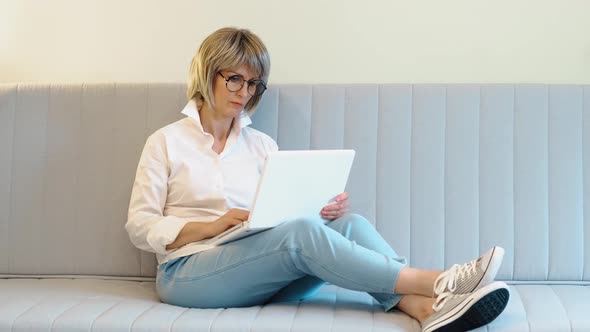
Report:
1,0,589,84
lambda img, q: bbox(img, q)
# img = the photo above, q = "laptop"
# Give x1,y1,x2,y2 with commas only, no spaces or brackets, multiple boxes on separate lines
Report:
206,149,356,246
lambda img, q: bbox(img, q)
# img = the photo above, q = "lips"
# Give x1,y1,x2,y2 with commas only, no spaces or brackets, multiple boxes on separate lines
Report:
230,101,244,108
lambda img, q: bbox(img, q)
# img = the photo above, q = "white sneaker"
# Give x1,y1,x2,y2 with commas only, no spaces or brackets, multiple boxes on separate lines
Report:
434,246,504,296
422,281,510,332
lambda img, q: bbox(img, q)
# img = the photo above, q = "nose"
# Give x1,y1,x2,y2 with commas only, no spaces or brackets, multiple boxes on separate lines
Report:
235,82,250,98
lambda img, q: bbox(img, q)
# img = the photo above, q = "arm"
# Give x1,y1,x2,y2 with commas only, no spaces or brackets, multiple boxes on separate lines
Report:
165,221,212,250
125,132,191,255
165,208,250,250
166,209,250,250
126,133,252,254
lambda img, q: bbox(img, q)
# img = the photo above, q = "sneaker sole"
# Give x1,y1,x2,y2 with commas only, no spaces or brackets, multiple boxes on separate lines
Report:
475,246,505,291
424,283,510,332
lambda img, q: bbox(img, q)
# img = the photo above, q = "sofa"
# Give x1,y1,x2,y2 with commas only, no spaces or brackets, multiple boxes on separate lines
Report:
1,83,589,331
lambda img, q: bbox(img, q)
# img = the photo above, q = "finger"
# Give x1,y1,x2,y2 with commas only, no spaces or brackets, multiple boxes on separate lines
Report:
321,209,340,218
322,203,339,212
322,202,338,211
230,218,246,226
333,205,350,217
328,209,349,220
224,220,241,231
332,202,346,211
336,192,349,202
239,211,250,221
230,209,250,220
321,213,336,220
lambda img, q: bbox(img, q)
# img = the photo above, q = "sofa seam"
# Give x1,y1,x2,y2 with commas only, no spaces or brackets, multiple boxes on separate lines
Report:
41,84,50,275
409,84,414,265
513,285,531,332
327,287,338,332
443,85,448,268
548,285,573,332
375,84,384,233
49,299,85,332
247,305,263,332
140,83,151,277
10,298,46,332
546,84,551,281
208,308,225,332
477,85,482,258
73,83,84,275
583,85,587,281
89,299,124,332
7,84,18,274
512,85,516,281
129,302,159,331
308,85,313,150
169,306,190,332
276,86,281,146
288,300,301,332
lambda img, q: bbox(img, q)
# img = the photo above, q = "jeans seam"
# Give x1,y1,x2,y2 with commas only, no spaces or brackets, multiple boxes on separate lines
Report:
295,249,392,294
160,247,293,282
160,246,393,294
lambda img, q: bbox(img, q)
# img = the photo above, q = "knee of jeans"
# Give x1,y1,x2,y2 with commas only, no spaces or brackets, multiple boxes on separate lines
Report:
290,217,323,233
281,218,325,243
339,213,372,229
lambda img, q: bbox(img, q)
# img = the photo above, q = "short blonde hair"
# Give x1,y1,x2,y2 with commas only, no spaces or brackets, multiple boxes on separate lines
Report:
187,27,271,113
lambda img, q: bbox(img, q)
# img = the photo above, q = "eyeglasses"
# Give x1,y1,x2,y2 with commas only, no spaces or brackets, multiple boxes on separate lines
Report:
218,72,267,97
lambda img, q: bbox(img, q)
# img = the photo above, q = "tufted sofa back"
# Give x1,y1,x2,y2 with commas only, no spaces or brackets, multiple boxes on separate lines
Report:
1,83,589,282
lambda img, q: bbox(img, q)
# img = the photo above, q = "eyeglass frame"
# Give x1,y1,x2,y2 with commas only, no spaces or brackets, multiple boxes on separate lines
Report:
218,72,267,97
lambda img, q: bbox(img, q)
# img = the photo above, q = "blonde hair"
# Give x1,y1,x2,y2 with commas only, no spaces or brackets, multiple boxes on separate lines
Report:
187,27,270,113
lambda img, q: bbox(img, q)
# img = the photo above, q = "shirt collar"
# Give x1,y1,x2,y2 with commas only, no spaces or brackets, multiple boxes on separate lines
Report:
180,99,252,133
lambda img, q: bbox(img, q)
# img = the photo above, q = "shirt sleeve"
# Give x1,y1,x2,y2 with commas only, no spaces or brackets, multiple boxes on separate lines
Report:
263,134,279,154
125,131,189,255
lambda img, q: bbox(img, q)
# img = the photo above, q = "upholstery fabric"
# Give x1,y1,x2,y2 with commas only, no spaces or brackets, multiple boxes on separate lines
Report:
1,280,417,332
1,83,589,331
2,279,590,332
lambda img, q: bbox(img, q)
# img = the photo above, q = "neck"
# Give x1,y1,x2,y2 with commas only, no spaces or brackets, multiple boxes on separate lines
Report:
199,103,234,141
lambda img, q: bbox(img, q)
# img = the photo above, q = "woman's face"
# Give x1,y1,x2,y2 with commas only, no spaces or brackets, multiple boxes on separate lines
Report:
212,64,257,118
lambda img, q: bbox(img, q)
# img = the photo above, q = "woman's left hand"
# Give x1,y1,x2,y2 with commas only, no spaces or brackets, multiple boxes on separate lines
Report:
321,192,350,220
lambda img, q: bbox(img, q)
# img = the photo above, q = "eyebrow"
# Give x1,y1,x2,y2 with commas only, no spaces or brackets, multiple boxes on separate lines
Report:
226,71,260,81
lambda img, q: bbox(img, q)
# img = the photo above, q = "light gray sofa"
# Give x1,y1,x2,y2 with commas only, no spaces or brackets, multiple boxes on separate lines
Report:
1,83,589,332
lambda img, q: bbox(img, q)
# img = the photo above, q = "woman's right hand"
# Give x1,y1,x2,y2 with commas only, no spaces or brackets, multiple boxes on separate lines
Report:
205,208,250,238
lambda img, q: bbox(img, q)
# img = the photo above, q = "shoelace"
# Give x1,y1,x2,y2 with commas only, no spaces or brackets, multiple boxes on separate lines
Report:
432,291,456,312
433,259,478,295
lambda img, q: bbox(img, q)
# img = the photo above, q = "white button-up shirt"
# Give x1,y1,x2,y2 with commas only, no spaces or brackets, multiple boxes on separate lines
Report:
125,100,278,265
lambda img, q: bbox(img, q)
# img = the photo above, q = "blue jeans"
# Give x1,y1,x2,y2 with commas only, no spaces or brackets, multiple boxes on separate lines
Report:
156,213,407,311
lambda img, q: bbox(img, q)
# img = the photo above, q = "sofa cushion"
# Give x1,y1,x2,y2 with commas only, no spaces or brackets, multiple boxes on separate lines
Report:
0,279,418,332
1,279,589,332
2,84,590,282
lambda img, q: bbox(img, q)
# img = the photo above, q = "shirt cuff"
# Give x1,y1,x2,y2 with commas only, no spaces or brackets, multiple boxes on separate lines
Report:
146,215,190,255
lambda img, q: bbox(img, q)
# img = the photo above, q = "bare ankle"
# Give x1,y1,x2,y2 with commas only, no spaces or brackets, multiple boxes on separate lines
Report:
395,268,443,297
397,295,435,323
416,298,435,323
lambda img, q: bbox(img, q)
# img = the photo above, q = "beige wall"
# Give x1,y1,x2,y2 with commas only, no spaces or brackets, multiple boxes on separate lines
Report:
1,0,589,84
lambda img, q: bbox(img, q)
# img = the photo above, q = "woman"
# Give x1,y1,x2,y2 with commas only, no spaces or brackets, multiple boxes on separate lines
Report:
125,27,509,332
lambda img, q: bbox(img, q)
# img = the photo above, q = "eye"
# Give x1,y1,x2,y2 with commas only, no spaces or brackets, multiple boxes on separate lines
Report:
228,75,243,83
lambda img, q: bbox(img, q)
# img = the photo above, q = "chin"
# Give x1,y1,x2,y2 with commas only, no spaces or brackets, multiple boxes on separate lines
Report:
221,108,241,118
228,105,243,113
